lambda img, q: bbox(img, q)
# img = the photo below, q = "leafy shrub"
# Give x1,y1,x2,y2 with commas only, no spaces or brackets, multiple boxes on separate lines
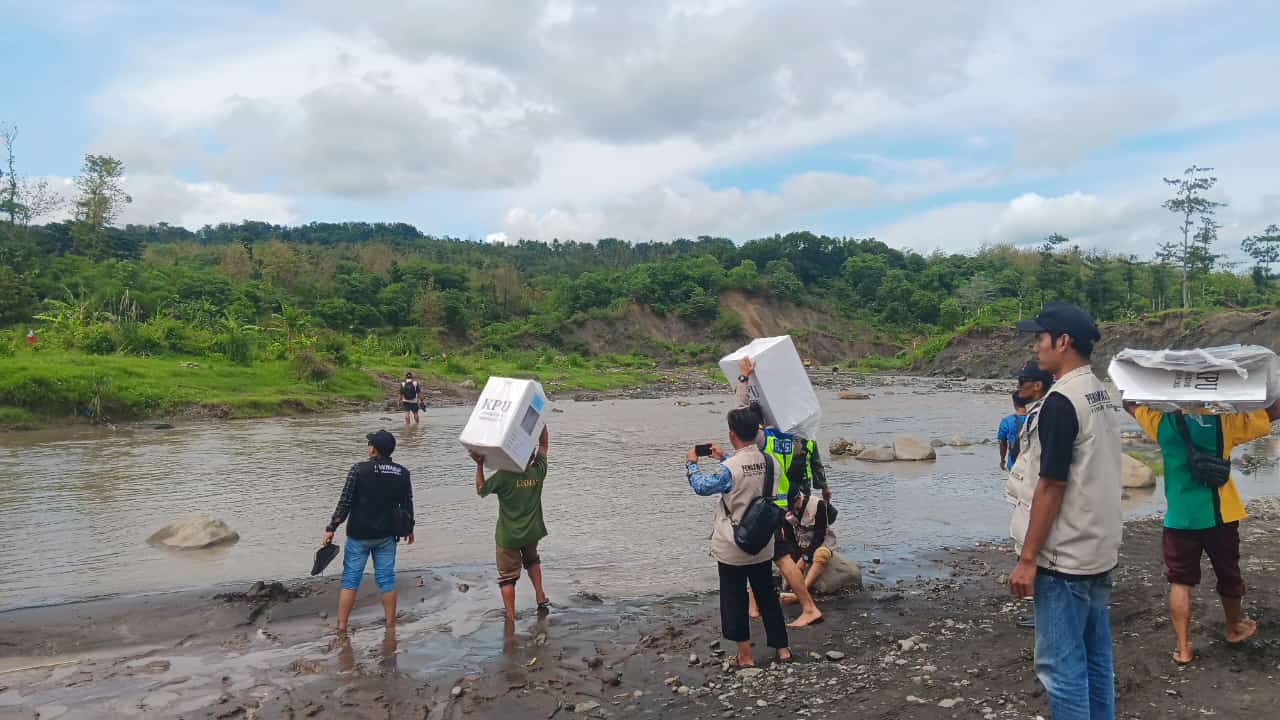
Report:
443,355,469,376
711,310,744,339
80,324,118,355
292,348,336,383
315,333,352,367
217,330,255,366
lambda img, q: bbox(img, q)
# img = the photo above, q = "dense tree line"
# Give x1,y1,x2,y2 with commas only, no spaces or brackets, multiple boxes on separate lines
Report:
3,218,1276,349
2,134,1278,367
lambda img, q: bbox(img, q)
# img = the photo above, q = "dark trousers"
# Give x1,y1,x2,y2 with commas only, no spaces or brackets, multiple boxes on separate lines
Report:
718,561,789,649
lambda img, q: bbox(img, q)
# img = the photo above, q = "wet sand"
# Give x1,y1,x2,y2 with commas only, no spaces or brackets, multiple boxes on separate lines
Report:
5,499,1280,719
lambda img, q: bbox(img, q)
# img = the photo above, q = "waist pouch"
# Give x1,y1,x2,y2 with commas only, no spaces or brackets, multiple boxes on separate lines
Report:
1173,413,1231,490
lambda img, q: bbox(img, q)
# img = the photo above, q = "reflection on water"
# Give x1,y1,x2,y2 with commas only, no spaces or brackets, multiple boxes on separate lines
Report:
2,385,1278,610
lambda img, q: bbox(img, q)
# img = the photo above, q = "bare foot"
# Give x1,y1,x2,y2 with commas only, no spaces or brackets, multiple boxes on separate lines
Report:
1172,647,1195,665
787,609,824,628
779,592,799,606
1226,617,1258,644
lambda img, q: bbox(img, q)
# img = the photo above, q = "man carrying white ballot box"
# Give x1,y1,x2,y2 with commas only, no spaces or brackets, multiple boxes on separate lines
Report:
1113,345,1280,667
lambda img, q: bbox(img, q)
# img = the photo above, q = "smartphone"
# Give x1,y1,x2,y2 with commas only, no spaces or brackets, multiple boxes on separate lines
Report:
695,443,713,457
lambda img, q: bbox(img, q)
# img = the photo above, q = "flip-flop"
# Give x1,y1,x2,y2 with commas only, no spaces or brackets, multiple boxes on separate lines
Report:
1172,651,1196,666
311,543,339,576
536,599,552,615
727,659,757,671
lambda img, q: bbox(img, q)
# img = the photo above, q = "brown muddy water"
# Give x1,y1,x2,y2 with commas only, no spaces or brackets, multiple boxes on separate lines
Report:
2,382,1278,613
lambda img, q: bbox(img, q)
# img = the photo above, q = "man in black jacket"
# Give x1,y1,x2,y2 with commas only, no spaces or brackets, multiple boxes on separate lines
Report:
323,430,415,633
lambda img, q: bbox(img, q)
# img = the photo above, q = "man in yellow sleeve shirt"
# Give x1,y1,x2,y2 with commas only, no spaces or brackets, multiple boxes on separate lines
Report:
1124,398,1280,665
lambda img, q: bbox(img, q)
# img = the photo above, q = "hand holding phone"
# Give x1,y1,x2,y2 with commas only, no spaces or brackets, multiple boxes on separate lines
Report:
695,443,713,457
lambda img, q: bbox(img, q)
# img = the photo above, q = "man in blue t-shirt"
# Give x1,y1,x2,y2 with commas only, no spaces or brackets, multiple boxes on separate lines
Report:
998,392,1028,471
999,361,1056,471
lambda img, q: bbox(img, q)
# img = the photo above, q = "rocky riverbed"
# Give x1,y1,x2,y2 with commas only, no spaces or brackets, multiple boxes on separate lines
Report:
5,499,1280,719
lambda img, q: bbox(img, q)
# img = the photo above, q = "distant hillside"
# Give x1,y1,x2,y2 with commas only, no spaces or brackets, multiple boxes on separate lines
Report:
921,307,1280,378
568,289,897,363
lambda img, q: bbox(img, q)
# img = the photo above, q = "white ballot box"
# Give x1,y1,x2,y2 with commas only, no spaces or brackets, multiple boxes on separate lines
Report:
1108,344,1278,413
719,336,821,438
458,377,548,472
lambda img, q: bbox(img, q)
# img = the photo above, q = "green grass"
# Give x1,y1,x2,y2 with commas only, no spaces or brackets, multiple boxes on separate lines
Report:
366,350,663,395
1127,450,1165,477
0,349,382,426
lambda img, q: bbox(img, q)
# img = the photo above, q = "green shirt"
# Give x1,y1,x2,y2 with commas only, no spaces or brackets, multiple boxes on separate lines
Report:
479,454,549,549
1134,407,1270,530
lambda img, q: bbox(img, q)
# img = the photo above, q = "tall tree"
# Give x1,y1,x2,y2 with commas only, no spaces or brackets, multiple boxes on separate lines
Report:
71,154,132,259
1162,165,1225,309
1241,224,1280,290
1035,233,1070,307
1,123,64,226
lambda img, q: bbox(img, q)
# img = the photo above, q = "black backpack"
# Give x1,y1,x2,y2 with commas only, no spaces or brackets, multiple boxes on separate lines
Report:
402,381,419,400
391,502,414,538
721,455,780,555
1172,413,1231,490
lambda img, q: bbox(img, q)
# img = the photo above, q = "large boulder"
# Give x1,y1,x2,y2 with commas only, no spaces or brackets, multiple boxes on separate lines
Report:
813,552,863,595
893,435,937,461
1121,454,1156,489
148,516,240,549
855,446,898,462
829,437,866,457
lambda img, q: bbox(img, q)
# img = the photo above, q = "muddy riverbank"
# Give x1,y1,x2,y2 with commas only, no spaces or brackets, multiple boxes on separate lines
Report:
5,500,1280,719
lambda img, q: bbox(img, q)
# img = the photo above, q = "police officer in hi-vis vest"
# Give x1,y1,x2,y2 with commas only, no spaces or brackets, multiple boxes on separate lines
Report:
735,357,824,628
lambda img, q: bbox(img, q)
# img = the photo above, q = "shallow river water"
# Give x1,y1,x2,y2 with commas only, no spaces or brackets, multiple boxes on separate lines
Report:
2,382,1279,611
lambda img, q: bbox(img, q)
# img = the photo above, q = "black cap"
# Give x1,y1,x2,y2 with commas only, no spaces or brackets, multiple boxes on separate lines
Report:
366,430,396,456
1015,302,1101,344
1012,361,1055,386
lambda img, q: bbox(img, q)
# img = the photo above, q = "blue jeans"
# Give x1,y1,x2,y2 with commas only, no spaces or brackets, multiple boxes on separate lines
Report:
1034,570,1115,720
341,537,397,593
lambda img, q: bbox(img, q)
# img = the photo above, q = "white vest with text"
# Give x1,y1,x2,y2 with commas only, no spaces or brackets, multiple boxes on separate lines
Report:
711,447,776,566
1006,365,1124,575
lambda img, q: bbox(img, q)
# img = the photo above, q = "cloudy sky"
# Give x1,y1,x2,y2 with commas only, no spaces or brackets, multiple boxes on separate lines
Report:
4,0,1278,256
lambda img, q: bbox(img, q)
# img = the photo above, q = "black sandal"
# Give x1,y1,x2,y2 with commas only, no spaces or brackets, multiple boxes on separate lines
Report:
537,599,552,615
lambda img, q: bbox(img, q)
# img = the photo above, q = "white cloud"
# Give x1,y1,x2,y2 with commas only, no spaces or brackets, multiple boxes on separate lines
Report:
1014,91,1180,168
41,175,296,228
119,175,297,228
501,171,881,242
24,0,1280,248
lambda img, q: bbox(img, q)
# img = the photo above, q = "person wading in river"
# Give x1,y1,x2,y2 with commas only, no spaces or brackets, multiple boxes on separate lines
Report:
1007,302,1123,720
401,372,423,427
1123,398,1280,665
734,356,823,627
323,430,415,634
686,406,793,668
473,425,551,623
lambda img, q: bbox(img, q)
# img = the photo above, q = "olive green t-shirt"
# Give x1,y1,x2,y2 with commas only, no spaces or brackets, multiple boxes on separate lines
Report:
479,454,548,549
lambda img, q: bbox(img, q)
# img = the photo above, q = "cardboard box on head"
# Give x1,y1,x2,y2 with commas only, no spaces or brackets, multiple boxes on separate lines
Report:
459,377,548,473
1108,345,1278,413
719,336,821,439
